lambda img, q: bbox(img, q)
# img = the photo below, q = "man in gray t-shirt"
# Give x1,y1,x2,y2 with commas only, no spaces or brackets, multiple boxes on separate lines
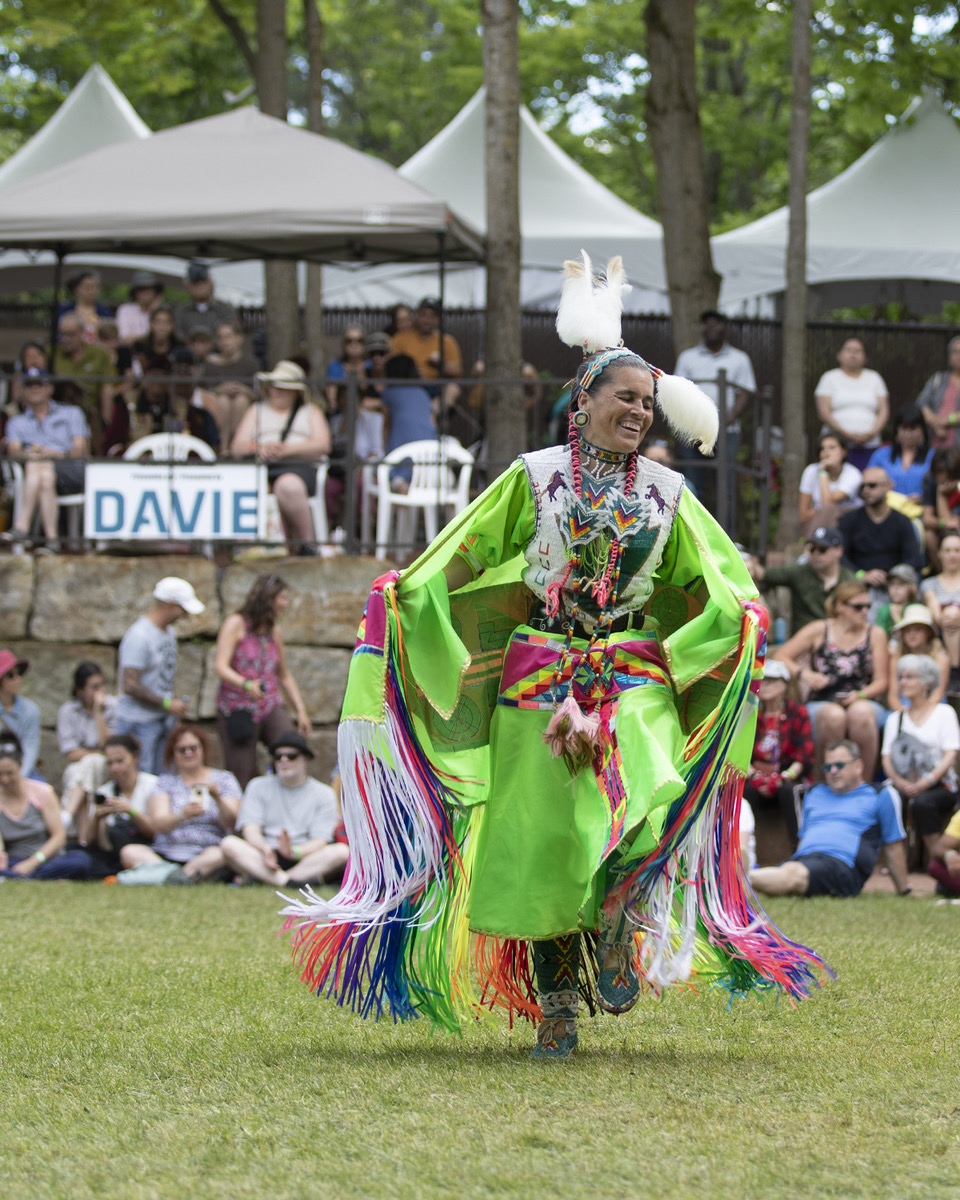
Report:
113,577,206,773
220,731,348,887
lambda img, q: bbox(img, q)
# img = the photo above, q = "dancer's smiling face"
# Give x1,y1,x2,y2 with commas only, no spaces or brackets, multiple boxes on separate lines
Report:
578,364,655,454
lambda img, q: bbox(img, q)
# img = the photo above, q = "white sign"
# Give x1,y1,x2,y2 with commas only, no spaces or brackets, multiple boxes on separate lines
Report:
84,462,268,541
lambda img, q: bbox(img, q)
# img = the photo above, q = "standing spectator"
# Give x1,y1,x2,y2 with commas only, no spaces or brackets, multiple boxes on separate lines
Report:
0,732,90,880
747,526,856,636
77,733,158,877
324,326,372,410
774,581,889,779
220,731,347,887
744,660,814,852
798,432,862,537
0,650,41,780
918,336,960,450
875,564,919,640
920,530,960,691
385,304,413,338
921,447,960,571
749,740,910,898
230,361,332,553
381,353,437,490
881,654,959,860
886,604,949,711
364,331,391,396
114,577,205,773
51,313,113,452
389,297,463,396
133,304,182,377
2,367,90,554
56,270,111,344
838,468,924,598
815,336,889,470
674,309,756,511
120,723,241,882
215,573,310,789
115,271,164,344
867,405,931,502
57,661,117,838
173,263,237,341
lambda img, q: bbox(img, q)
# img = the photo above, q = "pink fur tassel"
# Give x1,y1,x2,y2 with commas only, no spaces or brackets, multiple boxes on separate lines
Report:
543,696,602,775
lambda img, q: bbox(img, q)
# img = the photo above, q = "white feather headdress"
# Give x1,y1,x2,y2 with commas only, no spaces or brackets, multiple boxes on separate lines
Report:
556,249,719,453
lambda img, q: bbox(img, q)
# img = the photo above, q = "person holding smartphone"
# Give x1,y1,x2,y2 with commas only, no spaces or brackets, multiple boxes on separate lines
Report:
77,733,159,877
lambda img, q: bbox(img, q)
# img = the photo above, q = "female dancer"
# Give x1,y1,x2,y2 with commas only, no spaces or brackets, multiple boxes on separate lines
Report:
282,254,825,1057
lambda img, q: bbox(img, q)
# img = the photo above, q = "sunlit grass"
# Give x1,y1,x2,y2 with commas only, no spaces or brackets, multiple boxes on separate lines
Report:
1,885,957,1200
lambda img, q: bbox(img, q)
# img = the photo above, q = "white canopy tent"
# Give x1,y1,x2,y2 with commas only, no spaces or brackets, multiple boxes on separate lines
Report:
712,92,960,315
0,106,483,263
320,87,668,311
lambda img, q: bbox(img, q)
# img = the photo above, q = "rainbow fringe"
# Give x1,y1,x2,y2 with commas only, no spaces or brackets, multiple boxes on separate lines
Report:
608,601,830,1000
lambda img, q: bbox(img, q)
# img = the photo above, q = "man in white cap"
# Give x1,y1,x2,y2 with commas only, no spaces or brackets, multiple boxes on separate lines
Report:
113,578,206,773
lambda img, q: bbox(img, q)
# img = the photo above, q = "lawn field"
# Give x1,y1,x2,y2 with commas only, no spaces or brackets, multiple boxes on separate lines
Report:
1,884,957,1200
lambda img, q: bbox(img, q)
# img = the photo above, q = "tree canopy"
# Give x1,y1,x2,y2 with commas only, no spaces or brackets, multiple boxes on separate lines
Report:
1,1,958,232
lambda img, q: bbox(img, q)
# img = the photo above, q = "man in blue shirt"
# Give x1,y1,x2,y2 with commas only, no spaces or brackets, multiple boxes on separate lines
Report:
749,739,911,897
3,367,89,554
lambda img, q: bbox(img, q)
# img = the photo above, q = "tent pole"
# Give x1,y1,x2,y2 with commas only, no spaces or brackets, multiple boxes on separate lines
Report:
436,230,448,543
49,246,65,350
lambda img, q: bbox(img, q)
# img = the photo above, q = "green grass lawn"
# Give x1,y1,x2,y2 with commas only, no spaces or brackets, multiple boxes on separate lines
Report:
1,884,957,1200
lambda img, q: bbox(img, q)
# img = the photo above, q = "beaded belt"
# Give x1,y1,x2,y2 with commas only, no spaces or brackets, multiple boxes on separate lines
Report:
527,602,644,641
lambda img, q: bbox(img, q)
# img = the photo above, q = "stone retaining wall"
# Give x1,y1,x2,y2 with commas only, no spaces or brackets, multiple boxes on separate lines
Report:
0,554,386,788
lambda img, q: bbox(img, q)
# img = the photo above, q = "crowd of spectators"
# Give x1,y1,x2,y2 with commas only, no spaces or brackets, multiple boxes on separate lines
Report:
0,571,347,888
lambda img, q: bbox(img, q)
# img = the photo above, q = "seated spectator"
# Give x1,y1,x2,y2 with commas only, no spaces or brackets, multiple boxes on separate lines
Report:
875,563,918,639
920,531,960,691
881,654,959,861
748,526,856,637
57,661,118,838
231,361,332,553
381,353,437,491
2,367,90,554
774,581,888,778
0,650,41,780
0,732,90,880
56,270,111,344
8,340,49,413
867,405,931,504
798,432,862,537
186,326,215,367
76,733,158,877
838,468,924,608
51,313,113,453
918,336,960,451
920,446,960,571
744,660,814,852
364,331,391,396
749,740,910,897
173,263,237,341
927,809,960,896
169,347,221,450
220,731,347,887
119,723,241,881
390,297,463,408
385,304,413,337
133,304,183,378
115,271,164,345
325,326,373,410
887,604,950,710
215,573,310,790
814,336,888,470
202,320,258,445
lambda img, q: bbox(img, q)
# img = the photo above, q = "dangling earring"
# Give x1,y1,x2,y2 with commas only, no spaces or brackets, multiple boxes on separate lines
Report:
573,410,590,428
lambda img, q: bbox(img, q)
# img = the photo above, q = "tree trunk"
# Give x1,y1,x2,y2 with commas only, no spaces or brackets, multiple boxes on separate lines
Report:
777,0,811,550
257,0,299,363
481,0,524,477
303,0,325,382
645,0,720,361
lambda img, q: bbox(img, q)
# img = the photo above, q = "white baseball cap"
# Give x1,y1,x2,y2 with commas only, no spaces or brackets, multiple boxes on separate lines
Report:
153,576,205,615
763,660,791,682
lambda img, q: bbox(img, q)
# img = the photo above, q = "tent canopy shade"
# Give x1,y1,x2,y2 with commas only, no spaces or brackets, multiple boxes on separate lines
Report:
0,107,484,264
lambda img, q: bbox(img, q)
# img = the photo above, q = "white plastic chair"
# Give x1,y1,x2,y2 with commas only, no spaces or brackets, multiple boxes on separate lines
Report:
3,459,85,549
365,437,474,559
307,458,330,546
122,433,217,463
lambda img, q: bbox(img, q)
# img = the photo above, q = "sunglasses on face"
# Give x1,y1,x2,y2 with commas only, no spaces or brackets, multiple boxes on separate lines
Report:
175,743,201,754
846,602,870,611
274,751,301,763
860,482,885,490
344,337,365,345
2,668,23,681
823,760,856,773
